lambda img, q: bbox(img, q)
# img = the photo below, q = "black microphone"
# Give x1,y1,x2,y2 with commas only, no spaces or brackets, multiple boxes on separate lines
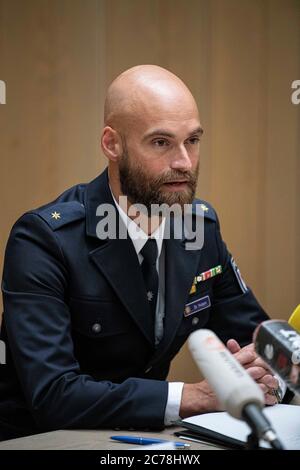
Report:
254,320,300,396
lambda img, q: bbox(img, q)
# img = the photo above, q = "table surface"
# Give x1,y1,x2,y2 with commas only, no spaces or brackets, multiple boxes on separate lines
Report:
2,397,299,450
0,426,223,450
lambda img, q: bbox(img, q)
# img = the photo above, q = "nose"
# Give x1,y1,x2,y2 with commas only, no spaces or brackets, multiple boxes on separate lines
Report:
170,145,192,171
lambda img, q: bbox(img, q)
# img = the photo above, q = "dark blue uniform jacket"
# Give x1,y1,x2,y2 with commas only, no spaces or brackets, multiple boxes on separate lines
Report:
0,169,268,440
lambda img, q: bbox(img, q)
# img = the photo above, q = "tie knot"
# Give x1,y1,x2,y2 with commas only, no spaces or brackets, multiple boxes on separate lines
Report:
141,239,158,266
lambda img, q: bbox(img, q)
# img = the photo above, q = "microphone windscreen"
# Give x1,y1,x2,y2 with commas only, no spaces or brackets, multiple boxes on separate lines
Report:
188,329,264,418
254,320,300,396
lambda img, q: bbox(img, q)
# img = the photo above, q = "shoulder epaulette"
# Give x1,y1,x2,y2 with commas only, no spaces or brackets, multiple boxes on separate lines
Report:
34,201,85,231
192,199,217,222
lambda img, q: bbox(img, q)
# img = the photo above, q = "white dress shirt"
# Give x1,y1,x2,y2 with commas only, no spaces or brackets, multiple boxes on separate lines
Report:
110,189,183,425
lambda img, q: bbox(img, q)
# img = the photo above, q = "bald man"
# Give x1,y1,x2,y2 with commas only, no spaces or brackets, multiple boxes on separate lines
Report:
0,65,286,441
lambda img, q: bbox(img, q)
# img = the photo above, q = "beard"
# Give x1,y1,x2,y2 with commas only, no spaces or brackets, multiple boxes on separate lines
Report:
119,150,199,212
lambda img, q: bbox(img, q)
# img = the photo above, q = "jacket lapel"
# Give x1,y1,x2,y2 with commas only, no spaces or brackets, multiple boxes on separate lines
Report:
89,240,154,346
84,169,154,346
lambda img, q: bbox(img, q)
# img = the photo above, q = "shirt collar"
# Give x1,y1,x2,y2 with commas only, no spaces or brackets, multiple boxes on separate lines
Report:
110,186,165,257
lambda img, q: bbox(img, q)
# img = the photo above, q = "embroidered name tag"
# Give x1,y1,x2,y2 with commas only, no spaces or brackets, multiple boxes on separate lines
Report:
184,295,211,317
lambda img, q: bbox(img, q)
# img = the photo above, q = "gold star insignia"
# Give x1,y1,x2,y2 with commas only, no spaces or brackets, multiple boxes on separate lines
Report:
200,203,209,212
51,211,61,220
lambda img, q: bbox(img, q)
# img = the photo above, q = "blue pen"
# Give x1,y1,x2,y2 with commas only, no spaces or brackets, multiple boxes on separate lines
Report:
110,435,190,447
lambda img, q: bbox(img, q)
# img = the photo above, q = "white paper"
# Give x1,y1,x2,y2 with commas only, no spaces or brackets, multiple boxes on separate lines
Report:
182,404,300,449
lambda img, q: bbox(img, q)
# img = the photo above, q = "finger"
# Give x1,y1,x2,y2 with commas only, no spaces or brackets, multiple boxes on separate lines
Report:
226,339,241,354
258,383,268,394
259,375,279,390
234,349,256,366
246,366,267,381
243,343,255,353
249,356,272,371
243,358,272,374
265,392,278,406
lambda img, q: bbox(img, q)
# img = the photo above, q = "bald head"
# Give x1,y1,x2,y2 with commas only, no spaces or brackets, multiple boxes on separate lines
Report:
104,65,199,132
102,65,202,213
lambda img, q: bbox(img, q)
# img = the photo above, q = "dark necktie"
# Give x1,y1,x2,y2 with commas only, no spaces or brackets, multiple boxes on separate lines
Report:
140,239,159,319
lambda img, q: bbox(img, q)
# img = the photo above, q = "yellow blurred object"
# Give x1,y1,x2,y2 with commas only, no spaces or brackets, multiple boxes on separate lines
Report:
288,304,300,333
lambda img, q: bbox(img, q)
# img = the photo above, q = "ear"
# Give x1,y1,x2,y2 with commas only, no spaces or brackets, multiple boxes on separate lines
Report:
101,126,123,162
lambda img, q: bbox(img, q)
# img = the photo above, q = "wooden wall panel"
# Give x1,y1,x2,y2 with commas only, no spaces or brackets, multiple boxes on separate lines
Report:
263,0,300,319
0,0,106,259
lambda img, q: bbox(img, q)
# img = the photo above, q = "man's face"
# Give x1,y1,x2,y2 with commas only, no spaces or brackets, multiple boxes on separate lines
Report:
118,116,202,210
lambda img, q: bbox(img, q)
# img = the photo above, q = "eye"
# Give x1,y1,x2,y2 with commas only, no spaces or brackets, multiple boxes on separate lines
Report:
152,139,169,147
187,137,200,145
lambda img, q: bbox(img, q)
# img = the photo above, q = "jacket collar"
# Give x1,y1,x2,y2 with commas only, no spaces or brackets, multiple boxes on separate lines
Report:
84,168,114,239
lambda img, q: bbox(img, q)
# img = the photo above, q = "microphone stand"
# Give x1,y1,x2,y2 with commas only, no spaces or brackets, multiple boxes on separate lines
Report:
242,404,284,450
245,431,260,450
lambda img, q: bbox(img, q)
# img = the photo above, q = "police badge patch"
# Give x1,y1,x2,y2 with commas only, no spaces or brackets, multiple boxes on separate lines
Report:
230,257,248,294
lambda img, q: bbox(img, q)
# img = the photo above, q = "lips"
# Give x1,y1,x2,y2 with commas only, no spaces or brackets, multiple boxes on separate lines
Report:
163,180,188,185
162,181,189,190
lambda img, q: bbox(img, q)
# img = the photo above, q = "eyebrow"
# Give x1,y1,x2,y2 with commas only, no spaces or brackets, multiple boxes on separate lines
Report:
143,126,204,141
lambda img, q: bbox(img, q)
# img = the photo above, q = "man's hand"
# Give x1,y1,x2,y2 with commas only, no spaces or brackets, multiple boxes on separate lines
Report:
179,338,278,419
179,348,254,418
226,339,278,406
179,380,223,419
179,344,258,418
